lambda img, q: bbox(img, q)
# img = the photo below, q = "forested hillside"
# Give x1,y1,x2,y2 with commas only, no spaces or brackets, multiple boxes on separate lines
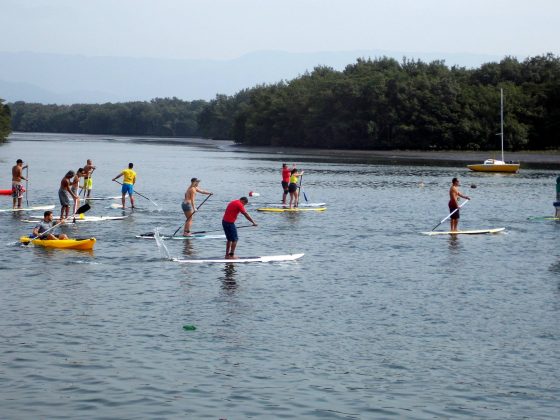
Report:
8,54,560,150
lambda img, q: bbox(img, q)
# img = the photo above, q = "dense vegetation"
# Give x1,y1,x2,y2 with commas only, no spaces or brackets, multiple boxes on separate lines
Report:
9,98,206,137
0,98,11,142
7,54,560,150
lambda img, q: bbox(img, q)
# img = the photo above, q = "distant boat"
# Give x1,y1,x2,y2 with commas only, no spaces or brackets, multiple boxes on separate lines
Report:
467,89,520,173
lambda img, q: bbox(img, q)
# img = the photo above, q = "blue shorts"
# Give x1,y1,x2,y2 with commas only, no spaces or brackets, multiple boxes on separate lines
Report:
121,183,134,195
222,220,238,242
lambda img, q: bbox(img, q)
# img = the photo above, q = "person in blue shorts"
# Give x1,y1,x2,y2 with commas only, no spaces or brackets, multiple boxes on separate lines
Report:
112,163,137,209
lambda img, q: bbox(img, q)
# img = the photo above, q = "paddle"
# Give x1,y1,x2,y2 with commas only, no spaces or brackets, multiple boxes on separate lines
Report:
113,180,159,207
31,203,91,239
140,225,254,238
25,165,29,207
431,199,470,231
296,173,304,207
171,193,213,237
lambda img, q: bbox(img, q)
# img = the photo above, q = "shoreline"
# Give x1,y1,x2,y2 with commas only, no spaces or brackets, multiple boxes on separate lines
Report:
229,144,560,165
8,132,560,165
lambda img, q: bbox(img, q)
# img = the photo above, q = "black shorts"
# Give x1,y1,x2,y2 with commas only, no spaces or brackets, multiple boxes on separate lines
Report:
282,181,289,192
288,183,298,193
449,203,460,220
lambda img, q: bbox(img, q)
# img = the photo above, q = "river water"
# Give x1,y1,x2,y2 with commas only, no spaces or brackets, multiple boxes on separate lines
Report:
1,133,559,419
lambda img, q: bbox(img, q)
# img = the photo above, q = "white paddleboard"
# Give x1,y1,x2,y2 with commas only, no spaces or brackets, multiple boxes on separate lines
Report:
80,196,121,201
421,228,506,236
0,205,55,213
172,253,304,264
22,215,128,223
136,233,225,240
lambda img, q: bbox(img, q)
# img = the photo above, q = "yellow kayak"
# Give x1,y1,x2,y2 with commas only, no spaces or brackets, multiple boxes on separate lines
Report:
257,207,327,212
20,236,96,250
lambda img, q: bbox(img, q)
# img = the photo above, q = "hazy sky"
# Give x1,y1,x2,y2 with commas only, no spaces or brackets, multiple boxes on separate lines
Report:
2,0,559,60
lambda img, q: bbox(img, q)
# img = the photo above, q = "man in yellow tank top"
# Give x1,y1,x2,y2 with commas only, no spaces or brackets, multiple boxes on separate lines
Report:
112,163,137,209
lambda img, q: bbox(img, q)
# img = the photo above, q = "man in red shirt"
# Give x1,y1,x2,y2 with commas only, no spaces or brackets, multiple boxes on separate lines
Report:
222,197,257,259
281,163,292,204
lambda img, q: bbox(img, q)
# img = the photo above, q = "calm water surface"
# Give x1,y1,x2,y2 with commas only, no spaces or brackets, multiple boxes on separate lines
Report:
1,133,559,419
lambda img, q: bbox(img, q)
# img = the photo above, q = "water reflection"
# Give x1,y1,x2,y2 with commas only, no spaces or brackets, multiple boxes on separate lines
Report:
447,235,462,253
182,240,194,257
220,264,238,292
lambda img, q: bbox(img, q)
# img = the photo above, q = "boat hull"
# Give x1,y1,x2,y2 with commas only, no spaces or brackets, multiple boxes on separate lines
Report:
20,236,96,250
467,164,520,173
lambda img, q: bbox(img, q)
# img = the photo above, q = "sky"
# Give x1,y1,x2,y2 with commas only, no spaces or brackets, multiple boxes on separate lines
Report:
1,0,559,60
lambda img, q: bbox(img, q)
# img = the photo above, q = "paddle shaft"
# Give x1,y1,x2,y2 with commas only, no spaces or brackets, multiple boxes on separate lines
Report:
113,179,158,207
25,166,29,207
296,173,303,206
192,225,254,235
431,199,469,231
172,193,213,237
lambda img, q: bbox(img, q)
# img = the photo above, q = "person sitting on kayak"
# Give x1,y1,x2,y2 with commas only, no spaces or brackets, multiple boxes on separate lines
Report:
222,197,257,259
32,211,68,240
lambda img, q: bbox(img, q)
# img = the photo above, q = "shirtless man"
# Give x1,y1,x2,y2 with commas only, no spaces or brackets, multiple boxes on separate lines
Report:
59,171,79,220
449,177,470,232
11,159,28,209
71,168,84,214
83,159,96,198
182,178,212,236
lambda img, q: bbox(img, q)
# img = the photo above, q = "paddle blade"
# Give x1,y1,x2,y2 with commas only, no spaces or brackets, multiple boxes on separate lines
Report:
75,203,91,214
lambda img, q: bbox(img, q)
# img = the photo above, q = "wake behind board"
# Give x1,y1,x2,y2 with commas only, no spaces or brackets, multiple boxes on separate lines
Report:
527,216,560,221
22,215,128,223
0,204,55,213
172,253,304,264
137,233,225,240
421,228,506,236
257,207,326,212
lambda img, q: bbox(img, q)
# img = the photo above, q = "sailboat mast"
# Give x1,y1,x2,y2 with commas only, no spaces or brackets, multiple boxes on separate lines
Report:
500,88,504,162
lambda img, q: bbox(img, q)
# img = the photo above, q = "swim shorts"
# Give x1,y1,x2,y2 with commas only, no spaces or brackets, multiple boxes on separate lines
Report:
288,182,298,193
59,189,71,207
282,181,289,193
222,220,238,242
181,202,193,212
448,201,460,220
84,178,93,190
121,183,134,195
11,183,23,199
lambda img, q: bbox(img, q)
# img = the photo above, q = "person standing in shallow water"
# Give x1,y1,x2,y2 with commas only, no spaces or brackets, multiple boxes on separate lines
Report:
182,178,212,236
448,177,470,232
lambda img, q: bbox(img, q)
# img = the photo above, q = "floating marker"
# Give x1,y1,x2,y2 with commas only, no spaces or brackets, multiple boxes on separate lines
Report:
183,325,197,331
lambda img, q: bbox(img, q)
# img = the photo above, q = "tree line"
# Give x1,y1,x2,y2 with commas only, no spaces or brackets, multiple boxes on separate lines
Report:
4,54,560,150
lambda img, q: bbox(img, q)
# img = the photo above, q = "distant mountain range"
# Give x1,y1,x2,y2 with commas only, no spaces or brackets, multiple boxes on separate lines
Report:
0,50,506,104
